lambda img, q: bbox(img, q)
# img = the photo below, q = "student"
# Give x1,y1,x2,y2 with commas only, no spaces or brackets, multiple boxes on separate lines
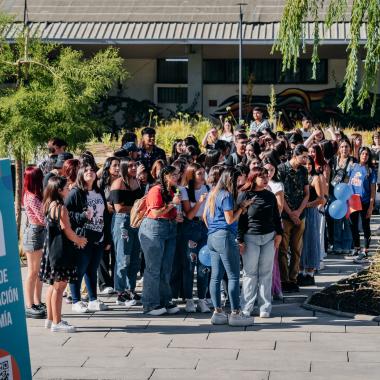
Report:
181,164,211,313
65,165,112,313
348,147,377,263
40,176,87,332
238,167,283,318
204,167,254,326
23,166,47,319
138,166,183,315
108,158,145,306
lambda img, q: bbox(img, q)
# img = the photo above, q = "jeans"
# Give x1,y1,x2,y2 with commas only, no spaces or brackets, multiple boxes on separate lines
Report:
241,232,275,314
183,220,209,300
70,242,104,303
279,218,305,283
333,217,353,251
138,218,177,311
170,222,186,299
350,202,371,249
207,229,240,311
97,245,115,291
112,213,140,293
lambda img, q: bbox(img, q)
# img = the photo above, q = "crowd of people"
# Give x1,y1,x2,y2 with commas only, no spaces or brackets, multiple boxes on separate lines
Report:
21,107,379,332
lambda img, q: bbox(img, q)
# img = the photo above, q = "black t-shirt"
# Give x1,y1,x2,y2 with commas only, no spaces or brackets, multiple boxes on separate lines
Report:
237,189,283,242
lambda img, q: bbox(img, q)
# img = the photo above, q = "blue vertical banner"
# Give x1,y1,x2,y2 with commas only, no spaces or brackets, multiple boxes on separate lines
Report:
0,159,32,380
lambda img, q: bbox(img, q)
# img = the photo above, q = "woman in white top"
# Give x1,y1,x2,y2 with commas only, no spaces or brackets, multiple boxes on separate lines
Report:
263,158,284,299
181,163,211,313
219,118,234,143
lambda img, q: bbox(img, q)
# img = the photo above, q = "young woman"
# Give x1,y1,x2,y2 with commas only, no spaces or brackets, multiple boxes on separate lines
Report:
97,156,120,295
65,165,112,313
23,166,47,319
219,119,234,143
138,166,183,315
202,127,219,149
329,139,355,254
238,167,283,318
62,159,80,190
181,164,211,313
169,139,186,164
299,156,325,285
108,158,145,306
204,167,254,326
40,176,87,332
263,158,284,299
151,159,166,183
207,165,225,188
348,147,377,263
350,133,362,161
246,143,257,162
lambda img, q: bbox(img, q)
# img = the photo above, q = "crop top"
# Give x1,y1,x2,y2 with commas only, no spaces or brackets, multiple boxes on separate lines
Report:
108,185,145,206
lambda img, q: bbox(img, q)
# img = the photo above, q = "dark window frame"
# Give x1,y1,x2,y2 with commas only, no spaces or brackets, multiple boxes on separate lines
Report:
157,59,188,84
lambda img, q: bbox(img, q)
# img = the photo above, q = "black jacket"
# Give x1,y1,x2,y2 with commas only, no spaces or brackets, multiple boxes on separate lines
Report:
64,187,112,246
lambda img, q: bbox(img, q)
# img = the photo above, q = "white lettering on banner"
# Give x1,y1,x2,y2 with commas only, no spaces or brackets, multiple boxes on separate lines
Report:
0,310,12,328
0,287,18,306
0,268,8,284
0,211,5,257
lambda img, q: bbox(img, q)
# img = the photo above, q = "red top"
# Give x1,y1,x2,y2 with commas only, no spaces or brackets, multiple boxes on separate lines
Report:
146,185,177,220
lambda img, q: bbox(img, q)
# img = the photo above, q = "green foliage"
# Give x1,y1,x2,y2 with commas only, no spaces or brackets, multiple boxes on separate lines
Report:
0,18,127,159
273,0,380,116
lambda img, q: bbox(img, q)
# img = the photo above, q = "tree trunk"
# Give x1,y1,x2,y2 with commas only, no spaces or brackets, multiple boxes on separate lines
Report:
15,155,23,238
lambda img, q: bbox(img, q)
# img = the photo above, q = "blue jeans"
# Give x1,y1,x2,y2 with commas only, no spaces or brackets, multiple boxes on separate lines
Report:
333,217,353,251
138,218,177,311
183,219,209,300
70,242,104,303
207,229,241,310
241,232,275,314
112,213,140,293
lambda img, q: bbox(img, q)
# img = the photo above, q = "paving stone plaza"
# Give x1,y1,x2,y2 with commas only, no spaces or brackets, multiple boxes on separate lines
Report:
26,219,380,380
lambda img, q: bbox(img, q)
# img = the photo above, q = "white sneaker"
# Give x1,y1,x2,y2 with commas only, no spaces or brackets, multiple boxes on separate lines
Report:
51,321,76,333
136,277,144,287
197,299,211,313
99,287,114,295
146,306,167,316
185,299,196,313
72,301,89,313
229,312,255,327
319,261,325,270
45,319,52,329
211,311,228,325
259,311,271,318
88,299,108,311
353,252,370,264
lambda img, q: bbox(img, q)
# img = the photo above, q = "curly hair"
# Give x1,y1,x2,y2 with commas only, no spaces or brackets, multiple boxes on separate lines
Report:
158,166,177,204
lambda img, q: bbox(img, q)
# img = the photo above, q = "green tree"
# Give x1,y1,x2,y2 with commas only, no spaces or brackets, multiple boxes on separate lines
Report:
273,0,380,116
0,16,127,234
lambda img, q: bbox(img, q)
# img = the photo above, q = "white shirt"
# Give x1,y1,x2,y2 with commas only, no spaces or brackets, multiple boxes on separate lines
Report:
180,184,209,217
84,190,105,233
268,180,284,195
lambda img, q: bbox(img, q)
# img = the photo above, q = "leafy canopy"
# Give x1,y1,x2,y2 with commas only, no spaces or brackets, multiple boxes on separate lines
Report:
0,16,127,157
272,0,380,115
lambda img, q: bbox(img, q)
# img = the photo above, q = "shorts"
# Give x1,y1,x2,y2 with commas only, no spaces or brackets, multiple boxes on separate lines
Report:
23,224,46,252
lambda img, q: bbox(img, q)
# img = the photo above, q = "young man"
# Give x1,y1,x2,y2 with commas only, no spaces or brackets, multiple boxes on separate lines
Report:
249,107,271,134
39,137,68,175
300,116,312,140
139,127,167,171
277,144,310,292
225,133,248,166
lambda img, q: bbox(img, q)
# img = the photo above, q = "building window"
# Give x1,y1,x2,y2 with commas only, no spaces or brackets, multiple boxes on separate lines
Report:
157,59,188,84
157,87,188,103
203,59,328,84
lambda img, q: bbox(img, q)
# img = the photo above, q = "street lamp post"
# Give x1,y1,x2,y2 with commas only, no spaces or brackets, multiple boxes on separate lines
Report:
237,3,247,124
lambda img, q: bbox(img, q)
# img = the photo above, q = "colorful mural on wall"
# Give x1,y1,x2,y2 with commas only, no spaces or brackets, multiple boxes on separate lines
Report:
212,88,380,129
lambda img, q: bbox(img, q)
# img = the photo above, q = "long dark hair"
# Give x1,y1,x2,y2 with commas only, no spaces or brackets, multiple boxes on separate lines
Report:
170,139,184,163
119,157,136,188
207,164,225,187
159,166,177,204
311,144,327,169
306,155,318,176
262,157,279,182
75,165,100,193
99,157,120,190
204,167,240,218
204,149,221,173
43,175,67,214
182,163,205,202
358,146,373,168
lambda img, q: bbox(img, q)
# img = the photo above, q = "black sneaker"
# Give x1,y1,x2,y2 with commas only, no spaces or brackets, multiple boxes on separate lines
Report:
127,290,141,302
297,273,307,286
36,303,47,312
116,292,137,306
26,305,46,319
281,281,293,293
302,275,315,286
288,282,300,292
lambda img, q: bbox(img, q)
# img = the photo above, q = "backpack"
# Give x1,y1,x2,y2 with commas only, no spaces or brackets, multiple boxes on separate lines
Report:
130,194,148,228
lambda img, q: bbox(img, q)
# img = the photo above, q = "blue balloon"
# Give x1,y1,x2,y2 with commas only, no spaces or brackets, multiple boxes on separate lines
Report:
329,200,348,219
334,183,353,202
198,245,212,267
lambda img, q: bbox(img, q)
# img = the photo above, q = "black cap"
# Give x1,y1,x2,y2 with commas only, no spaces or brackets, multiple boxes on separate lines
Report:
54,152,73,169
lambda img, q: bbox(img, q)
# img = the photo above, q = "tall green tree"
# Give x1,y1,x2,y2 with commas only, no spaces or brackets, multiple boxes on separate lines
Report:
273,0,380,116
0,16,127,234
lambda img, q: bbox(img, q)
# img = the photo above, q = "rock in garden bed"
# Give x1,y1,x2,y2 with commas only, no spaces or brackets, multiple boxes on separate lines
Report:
308,269,380,316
